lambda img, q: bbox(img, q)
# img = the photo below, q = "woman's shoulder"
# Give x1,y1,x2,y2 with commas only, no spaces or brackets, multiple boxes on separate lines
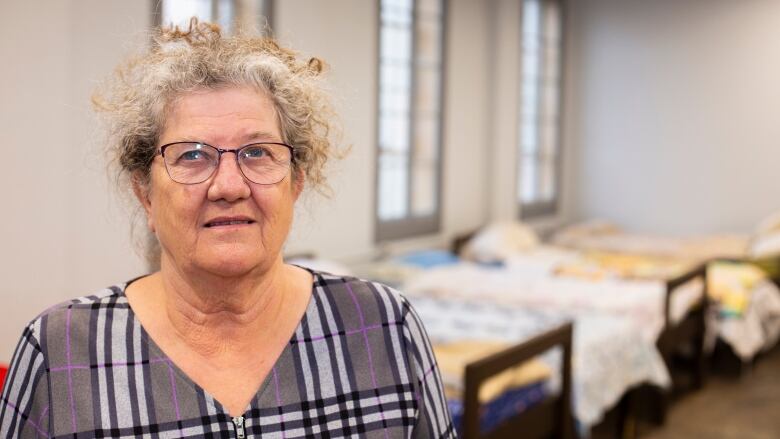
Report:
23,284,128,341
311,270,415,321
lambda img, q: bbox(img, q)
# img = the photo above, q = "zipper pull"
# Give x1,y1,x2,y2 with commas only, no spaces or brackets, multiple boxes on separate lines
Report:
232,416,246,438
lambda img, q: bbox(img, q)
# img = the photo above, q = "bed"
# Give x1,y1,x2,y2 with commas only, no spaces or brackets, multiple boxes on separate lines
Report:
407,290,670,436
397,251,708,390
551,220,780,365
509,247,710,391
349,241,704,427
291,256,672,433
446,322,574,438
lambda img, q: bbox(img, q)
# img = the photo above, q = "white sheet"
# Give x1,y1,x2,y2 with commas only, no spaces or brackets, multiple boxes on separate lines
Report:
715,281,780,361
506,247,704,330
403,261,699,343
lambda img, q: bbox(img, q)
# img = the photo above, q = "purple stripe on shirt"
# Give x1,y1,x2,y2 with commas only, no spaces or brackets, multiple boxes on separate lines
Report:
165,360,183,435
65,307,77,433
272,367,287,439
4,400,49,438
294,322,400,343
344,282,390,439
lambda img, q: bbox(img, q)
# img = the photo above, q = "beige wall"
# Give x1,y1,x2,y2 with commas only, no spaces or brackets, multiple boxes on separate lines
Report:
486,0,575,232
280,0,494,260
0,1,150,360
566,0,780,234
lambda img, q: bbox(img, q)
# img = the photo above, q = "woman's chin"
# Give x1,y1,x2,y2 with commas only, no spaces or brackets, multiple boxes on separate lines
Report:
191,247,274,278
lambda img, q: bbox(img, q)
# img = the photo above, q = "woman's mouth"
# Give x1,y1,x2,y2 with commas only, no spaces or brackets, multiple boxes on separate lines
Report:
204,218,256,228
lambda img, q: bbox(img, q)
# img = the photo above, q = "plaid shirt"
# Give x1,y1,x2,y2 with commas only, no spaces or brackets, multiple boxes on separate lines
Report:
0,271,455,438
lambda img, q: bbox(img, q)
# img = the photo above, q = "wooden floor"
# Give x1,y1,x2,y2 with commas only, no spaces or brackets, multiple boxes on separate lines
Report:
640,343,780,439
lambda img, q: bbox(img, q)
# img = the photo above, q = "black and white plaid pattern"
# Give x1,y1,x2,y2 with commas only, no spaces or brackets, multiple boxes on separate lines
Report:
0,271,455,438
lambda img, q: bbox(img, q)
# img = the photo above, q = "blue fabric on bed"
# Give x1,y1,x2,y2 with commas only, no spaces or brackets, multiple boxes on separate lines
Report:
448,381,548,435
395,250,461,268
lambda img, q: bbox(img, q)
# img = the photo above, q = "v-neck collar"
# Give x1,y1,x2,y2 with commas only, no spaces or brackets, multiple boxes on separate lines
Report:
118,269,320,417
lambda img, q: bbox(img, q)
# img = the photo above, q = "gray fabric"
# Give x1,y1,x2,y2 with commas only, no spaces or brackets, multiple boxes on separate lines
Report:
0,271,455,438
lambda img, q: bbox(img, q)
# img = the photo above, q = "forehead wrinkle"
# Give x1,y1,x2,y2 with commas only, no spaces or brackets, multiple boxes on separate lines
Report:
161,95,282,146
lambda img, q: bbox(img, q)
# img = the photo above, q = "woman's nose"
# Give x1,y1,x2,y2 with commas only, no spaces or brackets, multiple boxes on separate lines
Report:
207,152,251,202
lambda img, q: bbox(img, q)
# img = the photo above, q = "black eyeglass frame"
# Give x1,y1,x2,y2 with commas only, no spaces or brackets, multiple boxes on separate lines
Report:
156,141,296,185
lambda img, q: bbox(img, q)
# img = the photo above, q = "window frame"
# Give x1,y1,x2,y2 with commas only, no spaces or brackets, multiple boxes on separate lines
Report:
151,0,275,34
374,0,448,242
517,0,565,220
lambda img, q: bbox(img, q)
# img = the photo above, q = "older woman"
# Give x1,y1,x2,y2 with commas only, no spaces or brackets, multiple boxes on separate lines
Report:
0,21,454,438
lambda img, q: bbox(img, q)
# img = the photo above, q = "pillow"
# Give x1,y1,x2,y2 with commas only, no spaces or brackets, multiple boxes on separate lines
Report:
554,219,621,237
750,232,780,259
395,249,460,269
550,219,622,248
755,209,780,235
751,209,780,259
460,221,539,264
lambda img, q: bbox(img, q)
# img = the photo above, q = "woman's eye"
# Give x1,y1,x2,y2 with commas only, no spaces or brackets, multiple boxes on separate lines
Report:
242,147,268,159
180,150,203,161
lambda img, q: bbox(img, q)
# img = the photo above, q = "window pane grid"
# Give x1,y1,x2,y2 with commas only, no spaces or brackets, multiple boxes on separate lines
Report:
377,0,444,237
160,0,274,35
518,0,563,211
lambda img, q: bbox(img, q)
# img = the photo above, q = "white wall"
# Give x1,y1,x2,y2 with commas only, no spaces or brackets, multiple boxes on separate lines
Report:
0,1,150,360
567,0,780,234
275,0,379,260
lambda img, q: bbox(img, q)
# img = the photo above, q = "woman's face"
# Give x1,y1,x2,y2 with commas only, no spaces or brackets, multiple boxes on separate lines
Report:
137,86,302,277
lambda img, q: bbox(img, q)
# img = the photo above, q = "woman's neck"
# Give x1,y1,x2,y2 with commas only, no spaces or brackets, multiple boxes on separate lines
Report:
150,257,302,358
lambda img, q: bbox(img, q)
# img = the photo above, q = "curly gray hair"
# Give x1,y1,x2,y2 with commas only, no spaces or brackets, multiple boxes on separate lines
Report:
93,19,339,266
94,18,337,193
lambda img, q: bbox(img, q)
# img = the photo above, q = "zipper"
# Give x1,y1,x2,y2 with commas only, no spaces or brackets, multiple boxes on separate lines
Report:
232,416,246,438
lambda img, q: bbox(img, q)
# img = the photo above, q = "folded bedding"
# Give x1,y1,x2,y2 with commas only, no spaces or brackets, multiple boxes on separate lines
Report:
433,340,551,402
552,251,697,281
551,221,749,261
430,339,553,435
707,261,780,360
708,261,766,317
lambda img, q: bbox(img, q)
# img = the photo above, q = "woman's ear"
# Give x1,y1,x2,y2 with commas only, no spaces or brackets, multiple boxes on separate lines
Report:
131,174,155,232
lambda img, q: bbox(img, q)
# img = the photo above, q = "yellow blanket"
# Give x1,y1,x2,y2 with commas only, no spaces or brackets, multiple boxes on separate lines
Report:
554,251,695,281
433,340,551,403
708,262,768,316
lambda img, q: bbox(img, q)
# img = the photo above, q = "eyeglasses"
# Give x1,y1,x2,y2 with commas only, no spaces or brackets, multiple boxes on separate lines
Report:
156,141,294,185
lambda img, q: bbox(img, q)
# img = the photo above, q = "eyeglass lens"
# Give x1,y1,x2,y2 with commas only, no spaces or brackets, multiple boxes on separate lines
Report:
162,142,292,185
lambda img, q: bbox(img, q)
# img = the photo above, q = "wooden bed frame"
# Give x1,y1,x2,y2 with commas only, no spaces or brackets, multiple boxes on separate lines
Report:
646,262,709,424
658,262,709,386
461,322,574,439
